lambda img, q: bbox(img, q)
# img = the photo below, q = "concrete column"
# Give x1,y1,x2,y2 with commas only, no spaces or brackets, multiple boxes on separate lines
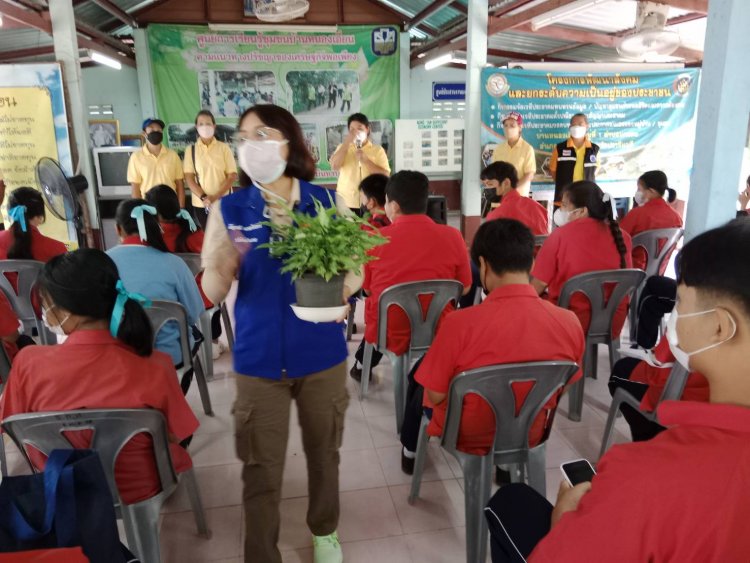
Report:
134,28,157,119
460,0,488,244
399,31,411,120
49,0,99,230
685,0,750,241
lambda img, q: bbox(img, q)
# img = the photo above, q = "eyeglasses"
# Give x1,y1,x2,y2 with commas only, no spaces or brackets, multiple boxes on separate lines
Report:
232,126,284,145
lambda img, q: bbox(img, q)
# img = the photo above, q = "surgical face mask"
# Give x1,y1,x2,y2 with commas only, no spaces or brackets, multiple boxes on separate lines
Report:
197,125,215,139
666,308,737,370
146,131,163,145
42,305,69,337
634,190,647,206
554,208,572,227
569,125,587,139
237,139,289,185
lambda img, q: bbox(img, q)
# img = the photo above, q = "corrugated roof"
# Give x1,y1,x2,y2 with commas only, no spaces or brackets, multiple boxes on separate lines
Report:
0,29,52,54
489,30,576,54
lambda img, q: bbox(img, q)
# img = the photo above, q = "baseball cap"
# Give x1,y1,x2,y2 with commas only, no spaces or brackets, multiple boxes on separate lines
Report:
142,118,165,130
502,111,523,126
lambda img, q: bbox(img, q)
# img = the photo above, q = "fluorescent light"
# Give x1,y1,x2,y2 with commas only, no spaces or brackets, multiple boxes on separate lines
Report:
424,51,466,70
530,0,609,31
90,51,122,70
0,14,4,27
417,52,426,58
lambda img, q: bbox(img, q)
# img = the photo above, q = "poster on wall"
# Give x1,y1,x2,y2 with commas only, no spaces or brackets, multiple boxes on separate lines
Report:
0,63,76,247
395,119,464,174
480,68,700,198
148,24,400,183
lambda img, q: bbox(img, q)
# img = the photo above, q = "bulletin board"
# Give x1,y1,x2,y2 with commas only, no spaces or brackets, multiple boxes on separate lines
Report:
394,118,464,174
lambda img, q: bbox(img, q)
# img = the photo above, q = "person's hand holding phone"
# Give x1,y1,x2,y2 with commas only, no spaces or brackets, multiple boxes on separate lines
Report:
551,480,592,528
739,189,750,211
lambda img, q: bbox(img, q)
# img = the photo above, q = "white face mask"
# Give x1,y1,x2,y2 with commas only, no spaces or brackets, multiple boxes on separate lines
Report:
197,125,215,139
42,305,69,337
634,190,647,206
355,131,367,143
238,139,289,185
666,308,737,370
569,125,587,139
554,207,577,227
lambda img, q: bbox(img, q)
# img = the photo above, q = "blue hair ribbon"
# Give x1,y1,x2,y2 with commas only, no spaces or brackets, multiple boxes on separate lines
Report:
8,205,27,232
177,209,198,232
130,204,157,242
110,280,152,337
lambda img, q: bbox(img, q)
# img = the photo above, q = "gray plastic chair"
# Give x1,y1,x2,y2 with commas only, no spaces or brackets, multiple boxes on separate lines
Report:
0,345,7,475
360,280,464,432
599,363,688,458
628,228,684,342
534,234,549,248
2,408,210,563
558,269,646,421
145,300,214,416
0,260,56,345
176,253,235,379
409,361,579,563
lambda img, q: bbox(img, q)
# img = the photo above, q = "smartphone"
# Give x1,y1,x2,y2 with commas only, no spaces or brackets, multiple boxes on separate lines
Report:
560,459,596,487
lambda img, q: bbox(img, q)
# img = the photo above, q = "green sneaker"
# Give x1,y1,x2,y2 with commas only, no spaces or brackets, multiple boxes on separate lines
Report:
313,531,343,563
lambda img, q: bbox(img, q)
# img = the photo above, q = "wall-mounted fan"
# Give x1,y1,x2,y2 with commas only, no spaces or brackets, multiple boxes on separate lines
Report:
252,0,309,22
35,157,89,248
617,1,681,60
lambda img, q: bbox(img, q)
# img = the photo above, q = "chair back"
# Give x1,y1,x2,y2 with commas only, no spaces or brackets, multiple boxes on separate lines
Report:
631,228,683,278
2,409,179,505
441,362,579,464
377,280,463,353
534,235,549,248
0,344,10,392
656,363,690,404
0,260,45,336
144,300,195,370
176,253,202,277
558,269,646,341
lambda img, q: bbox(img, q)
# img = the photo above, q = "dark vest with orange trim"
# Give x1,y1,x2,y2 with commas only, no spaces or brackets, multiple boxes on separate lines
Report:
553,141,600,202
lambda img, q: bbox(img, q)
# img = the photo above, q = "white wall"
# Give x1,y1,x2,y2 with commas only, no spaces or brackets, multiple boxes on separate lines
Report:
405,65,467,119
82,65,143,135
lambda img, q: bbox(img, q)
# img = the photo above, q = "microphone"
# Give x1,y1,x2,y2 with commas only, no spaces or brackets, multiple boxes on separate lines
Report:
355,139,363,150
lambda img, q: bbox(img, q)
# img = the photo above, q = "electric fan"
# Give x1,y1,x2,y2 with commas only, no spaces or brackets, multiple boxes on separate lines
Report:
617,1,681,61
252,0,309,22
35,157,90,248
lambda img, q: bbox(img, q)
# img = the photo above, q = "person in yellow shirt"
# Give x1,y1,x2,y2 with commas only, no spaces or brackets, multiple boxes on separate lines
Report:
330,113,391,214
184,110,238,230
127,118,185,206
549,113,600,204
491,112,536,197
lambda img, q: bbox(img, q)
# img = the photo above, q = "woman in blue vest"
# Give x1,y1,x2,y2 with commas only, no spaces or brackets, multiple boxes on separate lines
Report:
201,104,360,563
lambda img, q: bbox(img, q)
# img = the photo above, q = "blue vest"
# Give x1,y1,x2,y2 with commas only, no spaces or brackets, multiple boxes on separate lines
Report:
221,181,348,379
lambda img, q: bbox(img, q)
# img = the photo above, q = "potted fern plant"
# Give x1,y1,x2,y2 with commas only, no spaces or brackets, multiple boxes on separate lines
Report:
261,197,387,320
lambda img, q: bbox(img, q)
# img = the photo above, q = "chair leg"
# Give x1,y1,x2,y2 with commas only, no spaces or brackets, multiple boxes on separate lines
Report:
608,337,621,372
182,468,212,538
121,500,163,563
408,415,430,504
220,303,234,352
360,342,374,400
527,444,546,496
600,395,625,459
346,300,356,341
193,356,214,416
199,311,214,381
567,379,585,422
0,436,6,476
392,354,406,433
462,455,493,563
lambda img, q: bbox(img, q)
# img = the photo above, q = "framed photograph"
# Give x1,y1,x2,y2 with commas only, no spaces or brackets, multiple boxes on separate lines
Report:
89,119,120,148
120,134,143,147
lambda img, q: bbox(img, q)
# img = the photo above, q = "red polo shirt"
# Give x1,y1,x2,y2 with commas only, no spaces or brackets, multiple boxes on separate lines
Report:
0,330,199,504
0,225,67,263
530,400,750,562
620,197,683,272
532,217,633,337
485,189,549,236
415,284,584,454
0,291,19,363
365,210,391,230
363,214,472,355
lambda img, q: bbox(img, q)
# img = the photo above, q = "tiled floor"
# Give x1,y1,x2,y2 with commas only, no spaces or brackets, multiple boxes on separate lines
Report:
1,302,634,563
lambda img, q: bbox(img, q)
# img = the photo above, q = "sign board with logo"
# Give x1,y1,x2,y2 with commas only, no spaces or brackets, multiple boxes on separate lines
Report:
395,118,464,174
480,68,700,197
432,82,466,101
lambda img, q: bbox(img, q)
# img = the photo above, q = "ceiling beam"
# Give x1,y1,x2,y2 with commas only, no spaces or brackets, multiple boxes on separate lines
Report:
76,20,133,54
487,0,584,37
487,48,567,62
651,0,707,14
77,35,136,66
515,22,617,47
615,11,707,37
451,2,467,16
0,0,51,33
0,45,56,61
405,0,454,31
90,0,138,28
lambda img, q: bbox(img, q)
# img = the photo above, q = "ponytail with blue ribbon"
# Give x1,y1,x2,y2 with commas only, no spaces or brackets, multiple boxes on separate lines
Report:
177,209,198,232
130,204,157,242
8,205,28,232
110,280,151,338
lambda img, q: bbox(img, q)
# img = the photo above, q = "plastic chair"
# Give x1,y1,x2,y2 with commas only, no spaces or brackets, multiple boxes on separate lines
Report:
628,228,684,343
408,361,579,563
360,280,464,432
176,253,235,379
534,235,549,248
558,269,647,421
2,408,210,563
145,300,214,416
0,260,56,344
599,363,688,458
0,346,8,475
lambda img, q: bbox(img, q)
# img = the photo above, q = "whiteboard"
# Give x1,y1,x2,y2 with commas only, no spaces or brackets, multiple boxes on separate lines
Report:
395,118,464,174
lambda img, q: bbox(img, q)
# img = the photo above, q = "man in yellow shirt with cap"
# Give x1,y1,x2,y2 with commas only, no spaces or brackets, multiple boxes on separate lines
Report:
127,118,185,205
491,111,536,197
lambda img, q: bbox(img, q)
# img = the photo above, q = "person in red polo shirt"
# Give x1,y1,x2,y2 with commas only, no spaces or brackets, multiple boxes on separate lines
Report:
0,291,21,364
482,161,548,235
350,170,472,382
0,249,198,505
399,219,584,473
532,181,632,336
620,170,683,272
486,219,750,562
358,173,391,230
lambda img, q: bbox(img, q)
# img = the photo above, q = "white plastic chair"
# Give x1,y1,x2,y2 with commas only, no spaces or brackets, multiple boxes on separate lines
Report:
0,259,56,344
2,408,211,563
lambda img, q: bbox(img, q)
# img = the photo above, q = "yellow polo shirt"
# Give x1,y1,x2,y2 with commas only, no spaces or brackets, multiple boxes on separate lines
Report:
183,138,237,207
334,141,391,209
127,145,184,197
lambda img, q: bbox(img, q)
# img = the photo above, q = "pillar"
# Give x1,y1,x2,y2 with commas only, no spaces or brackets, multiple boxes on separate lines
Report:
134,28,157,119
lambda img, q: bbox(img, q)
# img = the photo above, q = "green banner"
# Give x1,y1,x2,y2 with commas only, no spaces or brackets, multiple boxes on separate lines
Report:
148,24,400,182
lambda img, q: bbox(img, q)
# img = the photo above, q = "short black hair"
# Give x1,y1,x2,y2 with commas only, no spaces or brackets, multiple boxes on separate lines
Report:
359,174,388,207
677,219,750,316
639,170,677,203
385,170,428,215
471,219,534,275
347,113,369,128
480,161,518,188
195,110,216,125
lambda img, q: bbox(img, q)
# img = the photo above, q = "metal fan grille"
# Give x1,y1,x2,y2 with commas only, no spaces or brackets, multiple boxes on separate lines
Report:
35,157,78,222
253,0,309,22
